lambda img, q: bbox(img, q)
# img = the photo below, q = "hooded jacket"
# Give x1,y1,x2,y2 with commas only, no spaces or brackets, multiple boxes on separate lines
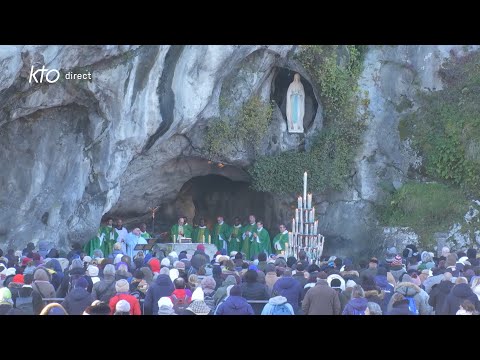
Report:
62,287,94,315
387,281,433,315
215,295,254,315
214,276,237,306
387,299,413,315
272,276,303,314
302,280,341,315
92,274,117,303
240,281,269,315
32,268,56,315
45,259,64,290
144,274,174,315
442,283,480,315
374,275,394,313
428,280,454,315
261,296,294,315
342,297,368,315
56,266,86,298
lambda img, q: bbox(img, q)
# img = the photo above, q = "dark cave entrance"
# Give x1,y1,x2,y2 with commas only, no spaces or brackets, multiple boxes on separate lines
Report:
271,68,319,131
174,174,275,231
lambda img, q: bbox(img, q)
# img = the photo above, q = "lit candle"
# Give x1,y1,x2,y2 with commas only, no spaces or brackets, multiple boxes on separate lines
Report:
303,172,307,207
297,196,302,209
312,207,315,223
292,218,295,234
208,235,211,244
307,193,312,209
202,234,205,243
314,220,318,234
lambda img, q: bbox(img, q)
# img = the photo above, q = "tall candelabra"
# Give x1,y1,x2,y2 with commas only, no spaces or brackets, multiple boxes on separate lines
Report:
285,172,325,263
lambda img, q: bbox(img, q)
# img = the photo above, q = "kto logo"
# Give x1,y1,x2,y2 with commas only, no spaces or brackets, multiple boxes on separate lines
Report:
29,65,60,84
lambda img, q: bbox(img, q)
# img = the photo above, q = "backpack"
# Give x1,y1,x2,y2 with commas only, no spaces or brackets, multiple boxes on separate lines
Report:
269,303,293,315
405,296,419,315
15,296,34,315
170,293,191,314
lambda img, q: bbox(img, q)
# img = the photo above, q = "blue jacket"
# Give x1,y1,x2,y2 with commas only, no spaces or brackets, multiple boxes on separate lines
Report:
387,299,413,315
342,297,368,315
272,276,303,314
215,296,254,315
443,283,480,315
144,275,174,315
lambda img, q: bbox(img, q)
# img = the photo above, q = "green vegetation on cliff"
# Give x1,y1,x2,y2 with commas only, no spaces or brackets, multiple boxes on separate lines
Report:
250,45,367,194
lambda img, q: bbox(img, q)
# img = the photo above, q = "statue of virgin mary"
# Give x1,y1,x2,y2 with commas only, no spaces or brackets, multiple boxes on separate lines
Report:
286,73,305,133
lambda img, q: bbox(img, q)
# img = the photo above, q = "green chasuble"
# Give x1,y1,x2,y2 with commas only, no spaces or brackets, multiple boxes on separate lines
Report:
253,227,271,257
83,231,102,257
101,225,117,258
170,224,192,242
241,223,256,260
192,226,211,243
184,224,194,238
228,225,243,253
140,231,151,239
212,222,232,251
273,231,289,254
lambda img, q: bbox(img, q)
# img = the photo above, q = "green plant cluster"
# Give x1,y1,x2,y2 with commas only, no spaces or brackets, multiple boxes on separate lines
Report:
378,182,469,248
249,45,367,194
399,50,480,198
203,96,274,161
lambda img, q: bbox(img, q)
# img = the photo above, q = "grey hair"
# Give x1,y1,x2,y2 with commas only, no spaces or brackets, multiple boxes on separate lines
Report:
366,302,382,315
351,284,365,298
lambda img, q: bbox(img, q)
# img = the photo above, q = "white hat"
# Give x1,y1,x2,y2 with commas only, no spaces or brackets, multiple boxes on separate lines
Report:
168,251,178,259
161,258,171,267
346,279,356,288
83,256,92,264
87,265,99,277
115,299,131,313
458,256,471,266
169,268,179,282
230,251,238,257
442,246,450,257
158,297,173,308
191,287,204,301
114,253,123,265
327,274,346,291
215,255,222,263
5,267,16,276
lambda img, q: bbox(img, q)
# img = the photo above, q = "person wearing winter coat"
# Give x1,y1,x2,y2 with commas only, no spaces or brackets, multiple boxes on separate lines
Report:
200,276,217,312
389,256,407,283
471,276,480,301
109,279,142,315
387,293,414,315
214,275,237,306
428,273,454,315
92,264,117,303
32,267,56,315
342,285,368,315
157,296,177,315
261,295,294,315
56,259,88,298
292,263,308,289
62,277,94,315
265,264,279,295
240,270,269,315
374,266,394,313
272,269,303,314
215,285,254,315
143,274,175,315
442,278,480,315
387,278,433,315
302,272,341,315
45,259,64,291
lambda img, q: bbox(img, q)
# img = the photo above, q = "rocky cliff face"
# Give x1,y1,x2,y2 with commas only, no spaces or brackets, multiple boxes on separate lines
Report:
0,45,475,254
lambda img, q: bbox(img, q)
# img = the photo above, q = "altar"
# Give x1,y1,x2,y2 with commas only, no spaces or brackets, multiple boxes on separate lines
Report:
153,242,218,260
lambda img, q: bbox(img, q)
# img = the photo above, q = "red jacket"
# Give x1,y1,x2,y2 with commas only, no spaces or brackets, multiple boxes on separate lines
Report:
169,289,191,303
109,293,142,315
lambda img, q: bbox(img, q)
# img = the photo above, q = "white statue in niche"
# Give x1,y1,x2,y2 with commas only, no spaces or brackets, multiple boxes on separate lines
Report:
286,73,305,133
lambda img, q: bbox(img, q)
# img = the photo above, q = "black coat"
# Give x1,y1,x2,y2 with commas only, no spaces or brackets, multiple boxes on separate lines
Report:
240,282,269,315
428,281,454,315
144,274,175,315
62,288,94,315
56,268,86,298
387,300,413,315
442,283,480,315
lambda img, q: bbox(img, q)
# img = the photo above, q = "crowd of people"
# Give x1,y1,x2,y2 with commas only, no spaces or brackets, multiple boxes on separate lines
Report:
1,241,480,315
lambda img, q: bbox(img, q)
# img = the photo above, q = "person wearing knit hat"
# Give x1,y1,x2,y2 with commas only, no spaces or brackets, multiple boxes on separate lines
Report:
169,268,180,282
160,257,171,268
32,267,56,314
108,279,141,315
157,296,176,315
12,274,24,284
83,256,92,265
62,276,94,315
114,299,131,315
215,284,254,315
441,246,450,258
87,265,100,284
148,258,161,274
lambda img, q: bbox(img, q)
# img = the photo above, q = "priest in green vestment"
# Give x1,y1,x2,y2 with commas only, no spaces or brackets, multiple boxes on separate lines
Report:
212,216,231,251
252,221,271,258
183,217,194,240
84,218,116,257
192,218,211,243
272,223,289,255
139,223,151,239
241,215,257,260
228,217,242,254
170,217,192,242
